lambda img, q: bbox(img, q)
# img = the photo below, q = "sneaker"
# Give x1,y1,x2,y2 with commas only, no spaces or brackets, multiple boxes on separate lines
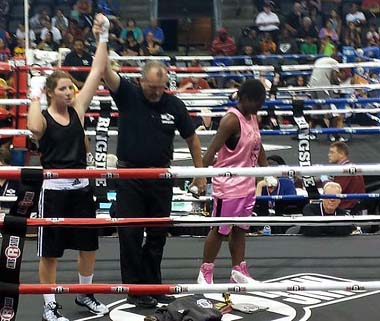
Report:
197,262,214,284
75,294,109,315
337,135,348,142
152,294,176,304
42,302,69,321
230,261,259,283
127,295,158,308
329,134,337,142
309,134,317,141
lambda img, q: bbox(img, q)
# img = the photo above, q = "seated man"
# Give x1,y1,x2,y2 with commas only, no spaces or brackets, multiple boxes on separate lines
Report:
300,182,356,236
327,142,366,214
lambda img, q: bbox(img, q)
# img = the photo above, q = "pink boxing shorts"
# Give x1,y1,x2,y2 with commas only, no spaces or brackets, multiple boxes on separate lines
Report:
212,194,255,235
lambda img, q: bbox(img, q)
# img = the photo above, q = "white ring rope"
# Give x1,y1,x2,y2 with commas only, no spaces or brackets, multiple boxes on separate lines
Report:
14,214,380,227
2,163,380,177
153,281,380,293
190,108,380,117
281,61,380,71
278,83,380,92
0,99,30,105
171,215,380,226
168,164,380,178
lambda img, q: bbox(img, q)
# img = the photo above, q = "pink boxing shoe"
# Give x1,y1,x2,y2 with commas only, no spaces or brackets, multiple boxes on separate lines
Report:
197,262,215,284
230,261,259,283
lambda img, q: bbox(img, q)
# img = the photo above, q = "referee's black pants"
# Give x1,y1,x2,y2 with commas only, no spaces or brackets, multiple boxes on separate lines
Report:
116,178,173,284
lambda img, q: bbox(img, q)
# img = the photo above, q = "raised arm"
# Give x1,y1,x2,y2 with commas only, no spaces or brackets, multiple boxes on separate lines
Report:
27,76,47,140
74,13,109,119
92,15,120,93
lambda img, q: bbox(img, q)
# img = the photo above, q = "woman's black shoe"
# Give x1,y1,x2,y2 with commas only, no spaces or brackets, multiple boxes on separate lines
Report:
152,294,176,304
127,295,158,308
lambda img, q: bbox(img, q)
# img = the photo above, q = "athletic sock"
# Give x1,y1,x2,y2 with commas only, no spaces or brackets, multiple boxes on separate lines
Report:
78,273,94,298
43,294,56,305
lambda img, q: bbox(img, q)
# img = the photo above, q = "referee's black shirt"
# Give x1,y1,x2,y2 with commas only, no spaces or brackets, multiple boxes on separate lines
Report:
111,77,195,167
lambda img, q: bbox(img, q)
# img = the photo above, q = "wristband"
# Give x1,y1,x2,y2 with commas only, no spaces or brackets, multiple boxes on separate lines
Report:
99,16,110,43
29,76,46,99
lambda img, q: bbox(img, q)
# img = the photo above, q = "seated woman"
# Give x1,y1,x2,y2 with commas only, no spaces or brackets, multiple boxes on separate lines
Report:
122,31,142,56
141,31,163,55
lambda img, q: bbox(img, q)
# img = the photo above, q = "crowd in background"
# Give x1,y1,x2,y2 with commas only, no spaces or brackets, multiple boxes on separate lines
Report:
0,1,377,62
212,0,380,58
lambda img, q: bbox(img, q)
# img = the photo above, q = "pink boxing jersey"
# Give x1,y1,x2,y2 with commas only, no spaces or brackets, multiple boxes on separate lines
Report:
212,108,261,199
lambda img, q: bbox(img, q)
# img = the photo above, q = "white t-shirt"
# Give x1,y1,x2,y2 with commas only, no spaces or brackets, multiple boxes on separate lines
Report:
309,57,339,86
346,11,366,24
40,27,62,44
255,11,280,31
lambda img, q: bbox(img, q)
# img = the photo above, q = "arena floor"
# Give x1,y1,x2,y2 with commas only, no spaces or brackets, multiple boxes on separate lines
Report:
17,234,380,321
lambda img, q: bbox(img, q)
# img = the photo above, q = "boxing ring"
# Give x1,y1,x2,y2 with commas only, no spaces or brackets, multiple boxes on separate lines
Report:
13,234,380,321
1,51,380,321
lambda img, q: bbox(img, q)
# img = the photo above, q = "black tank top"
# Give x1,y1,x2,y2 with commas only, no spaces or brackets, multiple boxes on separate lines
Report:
39,107,86,169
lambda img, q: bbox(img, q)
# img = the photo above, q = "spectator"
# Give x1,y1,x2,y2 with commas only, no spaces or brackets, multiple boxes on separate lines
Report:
40,19,62,45
122,31,142,56
179,60,211,130
362,0,380,13
366,23,380,46
0,39,11,62
66,18,85,40
308,57,346,142
278,29,299,54
236,28,261,56
76,0,94,37
141,31,163,55
284,2,305,35
13,38,25,57
296,75,306,86
37,31,59,51
255,0,280,40
328,8,343,39
61,31,75,49
260,32,276,55
320,35,337,56
308,4,324,31
16,23,37,48
345,3,366,29
343,21,362,48
210,28,237,56
297,16,318,44
143,19,165,45
52,9,69,35
76,0,93,15
30,8,50,39
300,182,355,236
318,19,339,43
62,38,93,89
327,141,366,214
97,0,120,16
300,35,318,54
256,175,297,210
120,18,143,44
